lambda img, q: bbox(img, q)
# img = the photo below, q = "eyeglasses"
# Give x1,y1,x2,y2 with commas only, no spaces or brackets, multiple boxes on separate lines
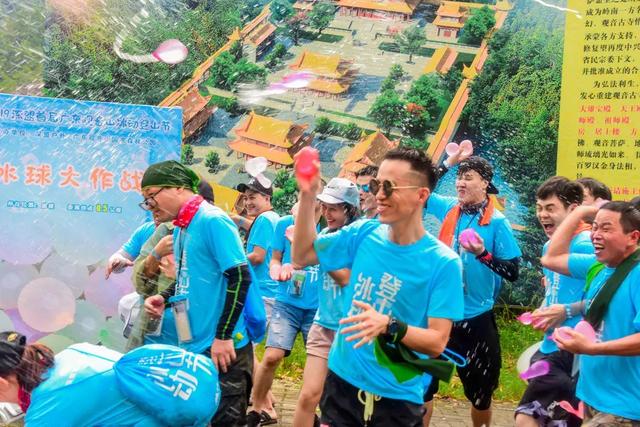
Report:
139,188,165,211
356,183,370,193
368,178,420,198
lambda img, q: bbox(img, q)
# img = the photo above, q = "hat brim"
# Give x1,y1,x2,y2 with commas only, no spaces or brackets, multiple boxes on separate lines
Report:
237,183,271,196
487,182,499,195
317,193,345,205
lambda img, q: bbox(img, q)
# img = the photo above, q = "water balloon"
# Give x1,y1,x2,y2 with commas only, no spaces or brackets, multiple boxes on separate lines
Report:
459,228,479,247
553,326,573,343
0,263,39,310
17,278,76,333
519,359,550,381
245,156,268,177
281,71,313,89
574,320,597,343
255,172,272,189
516,341,541,374
113,37,188,64
40,253,90,298
445,142,460,157
58,300,106,343
557,400,584,419
294,147,320,191
516,312,533,325
459,140,473,156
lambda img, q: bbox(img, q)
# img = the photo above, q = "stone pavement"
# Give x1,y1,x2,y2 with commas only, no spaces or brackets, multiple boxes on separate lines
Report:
271,379,516,426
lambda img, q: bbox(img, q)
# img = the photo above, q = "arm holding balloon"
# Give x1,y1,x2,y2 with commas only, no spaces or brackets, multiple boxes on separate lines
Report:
269,250,295,282
291,151,321,268
105,249,134,279
461,232,520,282
557,329,640,356
531,301,587,331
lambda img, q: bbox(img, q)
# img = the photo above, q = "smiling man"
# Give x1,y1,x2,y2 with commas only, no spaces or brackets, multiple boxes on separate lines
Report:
540,200,640,426
515,177,593,427
355,165,379,219
292,148,464,427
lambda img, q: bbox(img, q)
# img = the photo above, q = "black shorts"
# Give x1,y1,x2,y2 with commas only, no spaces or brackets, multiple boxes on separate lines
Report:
205,343,254,427
320,370,424,427
515,350,581,427
424,310,501,410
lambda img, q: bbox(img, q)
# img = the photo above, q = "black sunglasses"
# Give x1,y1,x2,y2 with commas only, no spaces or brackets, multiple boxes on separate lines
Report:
139,187,165,211
368,178,420,198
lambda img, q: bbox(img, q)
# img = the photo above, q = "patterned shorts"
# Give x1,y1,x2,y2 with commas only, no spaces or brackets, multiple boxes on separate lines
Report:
584,405,640,427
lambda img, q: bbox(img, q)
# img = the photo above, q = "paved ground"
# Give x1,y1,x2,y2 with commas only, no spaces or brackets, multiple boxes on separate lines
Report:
270,379,516,426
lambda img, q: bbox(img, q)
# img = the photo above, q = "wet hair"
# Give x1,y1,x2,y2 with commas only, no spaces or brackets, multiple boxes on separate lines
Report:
577,177,612,201
197,179,215,204
631,196,640,210
355,165,379,179
536,176,583,207
0,337,55,393
600,201,640,234
382,147,438,191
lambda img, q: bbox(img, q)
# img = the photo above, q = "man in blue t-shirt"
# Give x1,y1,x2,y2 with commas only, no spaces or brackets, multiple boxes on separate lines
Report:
423,155,521,427
355,165,379,219
237,178,280,320
138,161,253,427
515,177,593,427
540,200,640,425
105,221,156,279
247,197,323,427
292,148,464,427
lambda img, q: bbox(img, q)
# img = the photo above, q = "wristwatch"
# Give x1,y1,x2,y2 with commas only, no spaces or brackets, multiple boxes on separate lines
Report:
385,317,400,340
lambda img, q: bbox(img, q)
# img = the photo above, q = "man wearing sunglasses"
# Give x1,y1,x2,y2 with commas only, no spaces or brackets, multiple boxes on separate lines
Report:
423,154,521,427
137,160,253,427
292,148,464,427
355,165,379,219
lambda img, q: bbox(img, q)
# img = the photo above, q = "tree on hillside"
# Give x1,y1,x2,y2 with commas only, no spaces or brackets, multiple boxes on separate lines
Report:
394,25,425,63
205,151,220,172
368,89,405,134
229,40,243,61
210,51,267,90
272,170,298,215
271,0,294,22
308,2,335,35
400,137,428,151
389,64,405,81
181,144,194,165
286,12,308,45
459,6,496,45
406,74,442,118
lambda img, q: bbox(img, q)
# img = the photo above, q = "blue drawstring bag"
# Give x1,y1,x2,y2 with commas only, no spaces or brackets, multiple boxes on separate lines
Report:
114,344,221,426
244,264,267,343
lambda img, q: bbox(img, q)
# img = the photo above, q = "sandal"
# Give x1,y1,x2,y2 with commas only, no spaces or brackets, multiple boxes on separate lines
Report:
259,410,278,426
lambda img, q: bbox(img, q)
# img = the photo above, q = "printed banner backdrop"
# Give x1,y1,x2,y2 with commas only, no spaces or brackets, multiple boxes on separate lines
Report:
0,93,182,349
557,0,640,198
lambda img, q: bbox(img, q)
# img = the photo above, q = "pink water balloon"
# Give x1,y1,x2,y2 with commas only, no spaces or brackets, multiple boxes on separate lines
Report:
17,278,76,333
152,39,188,64
519,359,550,381
281,72,313,89
553,326,574,342
459,228,479,247
517,312,534,325
574,320,597,342
445,140,474,157
558,400,584,419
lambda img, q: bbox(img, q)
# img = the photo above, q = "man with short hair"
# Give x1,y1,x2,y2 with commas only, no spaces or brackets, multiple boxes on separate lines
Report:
423,155,521,427
576,177,612,206
515,177,593,427
355,165,379,219
139,160,253,427
540,201,640,426
236,178,280,319
292,147,464,427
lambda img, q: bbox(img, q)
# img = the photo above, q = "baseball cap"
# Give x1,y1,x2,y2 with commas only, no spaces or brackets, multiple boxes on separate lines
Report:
237,177,273,197
0,331,26,377
457,156,499,195
317,178,360,208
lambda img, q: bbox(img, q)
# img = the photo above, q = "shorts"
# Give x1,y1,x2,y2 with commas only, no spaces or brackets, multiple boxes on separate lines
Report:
306,323,336,360
515,350,581,427
205,343,254,427
320,370,424,427
265,300,315,355
584,404,640,427
262,296,275,324
424,310,501,410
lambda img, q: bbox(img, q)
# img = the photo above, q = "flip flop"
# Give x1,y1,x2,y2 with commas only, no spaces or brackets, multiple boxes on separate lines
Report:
260,410,278,426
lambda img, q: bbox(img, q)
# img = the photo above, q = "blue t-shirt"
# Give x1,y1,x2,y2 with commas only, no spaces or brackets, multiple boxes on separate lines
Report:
247,211,280,299
146,203,248,353
272,215,320,310
122,221,156,259
568,254,640,419
315,219,464,404
424,193,522,318
540,231,593,354
26,344,163,427
315,228,347,331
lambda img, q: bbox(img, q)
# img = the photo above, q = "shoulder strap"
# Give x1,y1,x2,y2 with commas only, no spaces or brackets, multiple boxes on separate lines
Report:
584,261,606,293
585,249,640,328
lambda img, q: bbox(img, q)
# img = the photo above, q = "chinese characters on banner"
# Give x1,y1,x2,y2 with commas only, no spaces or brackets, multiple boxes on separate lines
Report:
557,0,640,198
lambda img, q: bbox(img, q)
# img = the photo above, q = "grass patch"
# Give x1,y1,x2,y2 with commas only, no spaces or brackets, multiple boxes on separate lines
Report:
261,314,542,402
300,30,344,43
378,42,435,58
454,52,476,67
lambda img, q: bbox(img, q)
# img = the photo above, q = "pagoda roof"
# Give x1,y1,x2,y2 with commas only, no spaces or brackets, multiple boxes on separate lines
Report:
337,0,420,14
228,139,295,165
343,131,398,170
234,112,308,149
289,51,352,78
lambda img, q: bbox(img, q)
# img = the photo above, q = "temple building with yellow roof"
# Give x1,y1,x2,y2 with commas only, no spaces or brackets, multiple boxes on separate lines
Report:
433,0,511,39
340,131,399,177
337,0,421,20
228,5,277,62
228,112,313,168
180,87,216,141
289,51,357,98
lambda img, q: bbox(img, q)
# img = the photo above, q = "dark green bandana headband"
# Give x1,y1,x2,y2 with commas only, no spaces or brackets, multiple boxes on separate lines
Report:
142,160,200,192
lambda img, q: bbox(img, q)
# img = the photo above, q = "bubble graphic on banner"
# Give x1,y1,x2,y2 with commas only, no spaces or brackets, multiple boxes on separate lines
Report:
5,309,48,343
58,300,106,343
40,253,90,298
0,263,39,309
37,334,75,354
0,220,52,265
17,278,76,333
85,269,134,317
0,310,14,331
51,222,122,266
100,317,127,352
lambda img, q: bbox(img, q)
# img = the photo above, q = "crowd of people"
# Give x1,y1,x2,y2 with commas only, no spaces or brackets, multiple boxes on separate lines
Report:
1,145,639,427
